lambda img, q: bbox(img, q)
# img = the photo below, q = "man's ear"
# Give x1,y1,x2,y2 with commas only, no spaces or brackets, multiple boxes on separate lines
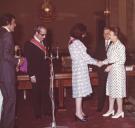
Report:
35,31,39,36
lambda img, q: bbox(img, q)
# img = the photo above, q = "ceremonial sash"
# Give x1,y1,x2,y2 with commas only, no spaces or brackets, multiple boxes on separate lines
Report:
30,38,47,54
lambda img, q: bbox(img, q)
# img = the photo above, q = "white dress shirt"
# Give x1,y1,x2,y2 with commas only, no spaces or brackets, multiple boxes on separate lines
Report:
105,39,111,51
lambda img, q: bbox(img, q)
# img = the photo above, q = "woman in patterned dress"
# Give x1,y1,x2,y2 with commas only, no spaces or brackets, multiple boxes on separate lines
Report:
101,27,126,118
68,23,99,122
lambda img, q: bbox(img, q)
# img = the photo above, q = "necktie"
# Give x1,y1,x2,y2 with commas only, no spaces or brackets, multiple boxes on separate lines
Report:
106,41,110,51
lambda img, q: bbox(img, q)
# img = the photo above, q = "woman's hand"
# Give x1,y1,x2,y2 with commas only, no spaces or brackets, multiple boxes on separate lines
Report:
97,61,104,67
105,65,112,72
18,57,25,66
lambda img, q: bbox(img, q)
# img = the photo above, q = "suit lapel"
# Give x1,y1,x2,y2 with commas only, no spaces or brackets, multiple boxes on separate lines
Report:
106,41,112,51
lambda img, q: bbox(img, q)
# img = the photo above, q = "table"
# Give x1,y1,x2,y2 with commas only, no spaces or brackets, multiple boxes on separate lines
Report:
17,71,135,111
54,71,98,111
17,71,98,105
17,75,32,100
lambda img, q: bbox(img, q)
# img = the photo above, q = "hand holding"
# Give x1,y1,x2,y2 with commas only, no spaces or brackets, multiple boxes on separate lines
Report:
97,61,103,67
16,66,19,72
18,57,25,66
105,65,112,72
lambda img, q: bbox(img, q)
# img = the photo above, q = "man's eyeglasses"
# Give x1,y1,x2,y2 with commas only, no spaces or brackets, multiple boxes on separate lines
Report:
38,32,47,37
40,33,46,36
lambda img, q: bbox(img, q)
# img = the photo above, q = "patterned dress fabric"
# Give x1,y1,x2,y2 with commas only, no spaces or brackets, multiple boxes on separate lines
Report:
68,39,97,98
103,40,126,98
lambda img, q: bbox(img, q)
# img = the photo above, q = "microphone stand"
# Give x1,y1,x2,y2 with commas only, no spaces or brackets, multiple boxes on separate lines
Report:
44,50,68,128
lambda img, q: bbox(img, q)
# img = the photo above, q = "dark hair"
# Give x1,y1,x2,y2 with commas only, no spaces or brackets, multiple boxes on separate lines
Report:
0,13,15,26
104,26,111,31
109,26,120,37
70,23,87,40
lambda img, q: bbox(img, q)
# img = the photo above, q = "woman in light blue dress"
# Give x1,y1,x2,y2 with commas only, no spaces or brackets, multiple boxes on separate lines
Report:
68,23,99,122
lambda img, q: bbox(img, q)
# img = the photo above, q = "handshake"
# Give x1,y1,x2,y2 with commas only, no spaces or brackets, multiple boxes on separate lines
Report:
96,61,112,72
97,61,104,67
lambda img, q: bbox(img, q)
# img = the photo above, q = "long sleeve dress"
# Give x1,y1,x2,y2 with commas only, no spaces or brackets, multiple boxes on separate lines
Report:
102,40,126,98
68,39,97,98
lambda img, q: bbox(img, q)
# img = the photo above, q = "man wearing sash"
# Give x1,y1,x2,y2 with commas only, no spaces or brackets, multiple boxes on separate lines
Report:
24,25,51,119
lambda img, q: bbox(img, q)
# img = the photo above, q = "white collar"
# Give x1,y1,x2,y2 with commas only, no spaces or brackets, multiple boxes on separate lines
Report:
2,26,10,32
34,36,40,42
105,39,110,43
113,40,119,44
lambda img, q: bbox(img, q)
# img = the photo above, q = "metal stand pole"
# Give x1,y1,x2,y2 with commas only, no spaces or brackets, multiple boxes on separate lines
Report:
44,53,68,128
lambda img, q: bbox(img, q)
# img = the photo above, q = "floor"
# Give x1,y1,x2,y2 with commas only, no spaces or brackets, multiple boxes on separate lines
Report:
16,82,135,128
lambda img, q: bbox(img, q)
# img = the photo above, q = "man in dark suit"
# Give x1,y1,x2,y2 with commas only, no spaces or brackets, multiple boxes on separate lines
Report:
24,25,51,119
95,27,111,112
0,13,23,128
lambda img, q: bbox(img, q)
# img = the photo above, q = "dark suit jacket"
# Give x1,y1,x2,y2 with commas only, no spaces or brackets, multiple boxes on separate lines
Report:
0,27,18,84
24,40,50,83
95,40,107,61
95,40,112,83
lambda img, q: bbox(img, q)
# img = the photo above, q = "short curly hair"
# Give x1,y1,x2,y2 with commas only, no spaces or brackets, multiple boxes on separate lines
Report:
109,26,120,37
0,13,15,26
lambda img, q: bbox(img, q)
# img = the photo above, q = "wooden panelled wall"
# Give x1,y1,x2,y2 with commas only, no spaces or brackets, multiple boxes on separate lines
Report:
110,0,135,51
0,0,106,53
0,0,135,52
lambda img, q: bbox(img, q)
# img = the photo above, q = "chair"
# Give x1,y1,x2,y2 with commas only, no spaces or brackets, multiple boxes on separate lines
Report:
61,56,72,97
61,56,72,72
